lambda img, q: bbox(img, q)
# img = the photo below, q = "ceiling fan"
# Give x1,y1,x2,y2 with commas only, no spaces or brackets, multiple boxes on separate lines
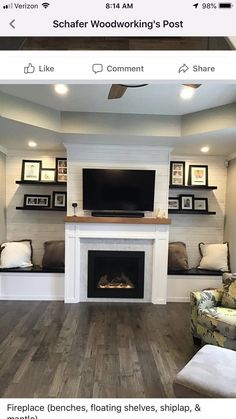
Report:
108,84,201,100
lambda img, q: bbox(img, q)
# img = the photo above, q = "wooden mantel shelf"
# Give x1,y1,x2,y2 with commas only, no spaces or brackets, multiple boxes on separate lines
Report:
65,216,171,225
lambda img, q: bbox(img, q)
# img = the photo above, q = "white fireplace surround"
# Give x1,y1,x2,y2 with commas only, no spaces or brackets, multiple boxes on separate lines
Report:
64,143,171,304
65,221,169,304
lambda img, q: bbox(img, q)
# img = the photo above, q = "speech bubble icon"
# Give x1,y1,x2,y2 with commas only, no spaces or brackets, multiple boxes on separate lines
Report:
92,63,103,74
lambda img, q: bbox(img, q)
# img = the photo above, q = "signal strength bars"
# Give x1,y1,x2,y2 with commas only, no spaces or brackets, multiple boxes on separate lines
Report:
3,3,13,8
3,2,51,9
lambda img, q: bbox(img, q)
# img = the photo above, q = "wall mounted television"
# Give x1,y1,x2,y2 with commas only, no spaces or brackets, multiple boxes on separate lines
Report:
83,168,156,216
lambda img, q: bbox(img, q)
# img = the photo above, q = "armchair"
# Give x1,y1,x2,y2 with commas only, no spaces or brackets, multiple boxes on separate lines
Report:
191,278,236,350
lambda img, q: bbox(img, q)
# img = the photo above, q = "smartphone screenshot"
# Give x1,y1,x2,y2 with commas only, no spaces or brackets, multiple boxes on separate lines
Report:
0,1,236,416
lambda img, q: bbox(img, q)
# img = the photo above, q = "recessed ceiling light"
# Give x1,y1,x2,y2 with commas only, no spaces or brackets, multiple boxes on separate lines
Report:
54,84,69,95
201,146,210,153
180,86,195,100
28,141,37,148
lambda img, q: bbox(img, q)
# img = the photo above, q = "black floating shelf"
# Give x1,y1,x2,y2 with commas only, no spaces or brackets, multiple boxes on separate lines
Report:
16,181,67,186
16,207,66,212
169,185,217,190
169,210,216,215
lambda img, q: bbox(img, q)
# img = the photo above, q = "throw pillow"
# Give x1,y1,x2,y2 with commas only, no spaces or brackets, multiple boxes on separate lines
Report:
0,239,33,269
198,242,229,272
222,274,236,309
168,242,189,271
42,240,65,269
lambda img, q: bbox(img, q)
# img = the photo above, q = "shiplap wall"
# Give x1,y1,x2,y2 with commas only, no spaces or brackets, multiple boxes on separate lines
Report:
0,151,6,244
66,145,226,269
6,152,66,265
5,148,227,269
169,156,227,268
66,143,171,216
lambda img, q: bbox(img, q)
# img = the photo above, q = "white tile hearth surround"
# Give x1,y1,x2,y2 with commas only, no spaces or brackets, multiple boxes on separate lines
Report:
80,239,153,302
65,143,171,304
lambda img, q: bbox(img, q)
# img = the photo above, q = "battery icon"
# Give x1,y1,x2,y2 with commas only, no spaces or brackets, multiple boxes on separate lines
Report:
219,2,233,7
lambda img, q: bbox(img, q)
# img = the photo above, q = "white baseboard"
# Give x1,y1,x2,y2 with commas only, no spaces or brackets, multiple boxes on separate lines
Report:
167,297,190,303
0,295,64,301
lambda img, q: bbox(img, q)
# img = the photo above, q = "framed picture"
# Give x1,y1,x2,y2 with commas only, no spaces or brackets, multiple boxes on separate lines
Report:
24,194,51,208
180,194,194,210
188,165,208,186
194,198,208,212
52,191,67,209
40,168,56,182
21,160,42,182
56,158,67,183
168,197,180,210
170,161,185,186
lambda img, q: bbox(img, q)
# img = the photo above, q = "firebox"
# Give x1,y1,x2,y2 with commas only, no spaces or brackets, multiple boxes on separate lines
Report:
87,250,145,298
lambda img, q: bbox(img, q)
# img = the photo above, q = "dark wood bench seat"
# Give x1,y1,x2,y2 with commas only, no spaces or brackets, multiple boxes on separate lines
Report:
168,268,222,276
0,265,65,274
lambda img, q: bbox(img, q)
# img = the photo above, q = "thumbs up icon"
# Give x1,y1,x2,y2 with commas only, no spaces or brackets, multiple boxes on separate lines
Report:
24,63,35,74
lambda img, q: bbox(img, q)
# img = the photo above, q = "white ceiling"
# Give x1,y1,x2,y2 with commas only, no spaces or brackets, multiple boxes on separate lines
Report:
1,83,236,115
0,83,236,156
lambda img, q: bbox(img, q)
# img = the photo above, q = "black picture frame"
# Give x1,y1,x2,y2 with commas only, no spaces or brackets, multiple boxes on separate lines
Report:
168,197,180,210
56,158,67,183
188,165,208,186
40,168,56,182
169,161,185,186
180,194,194,210
21,160,42,182
194,198,208,212
52,191,67,209
24,194,51,208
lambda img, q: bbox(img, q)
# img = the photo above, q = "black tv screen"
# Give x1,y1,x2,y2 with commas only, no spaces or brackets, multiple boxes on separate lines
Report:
83,169,155,212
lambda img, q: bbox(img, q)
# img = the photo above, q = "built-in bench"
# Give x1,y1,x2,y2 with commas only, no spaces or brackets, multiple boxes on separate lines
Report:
0,265,65,273
0,264,223,304
167,268,223,303
0,265,64,301
168,268,222,276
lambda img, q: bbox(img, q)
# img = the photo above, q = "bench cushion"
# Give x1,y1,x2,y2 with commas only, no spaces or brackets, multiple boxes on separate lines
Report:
168,268,222,276
0,265,64,274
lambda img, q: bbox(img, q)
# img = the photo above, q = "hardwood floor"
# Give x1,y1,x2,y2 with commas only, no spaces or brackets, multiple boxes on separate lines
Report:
0,301,196,398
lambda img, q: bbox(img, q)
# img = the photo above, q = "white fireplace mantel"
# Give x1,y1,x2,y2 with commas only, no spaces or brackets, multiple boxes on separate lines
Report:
65,217,170,304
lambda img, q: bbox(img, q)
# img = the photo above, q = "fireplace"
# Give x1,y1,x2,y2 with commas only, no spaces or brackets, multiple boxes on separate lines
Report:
87,250,145,298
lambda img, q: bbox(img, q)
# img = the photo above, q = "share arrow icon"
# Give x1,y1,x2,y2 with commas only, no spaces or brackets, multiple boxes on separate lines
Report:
193,3,199,7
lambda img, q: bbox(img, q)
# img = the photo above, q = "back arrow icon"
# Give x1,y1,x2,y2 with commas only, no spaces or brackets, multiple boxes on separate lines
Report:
10,19,15,29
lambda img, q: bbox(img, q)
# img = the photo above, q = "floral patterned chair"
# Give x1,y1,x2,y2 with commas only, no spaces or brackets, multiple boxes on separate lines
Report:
190,273,236,350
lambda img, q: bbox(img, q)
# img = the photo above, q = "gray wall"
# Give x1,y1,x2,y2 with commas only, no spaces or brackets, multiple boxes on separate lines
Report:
224,158,236,272
0,151,6,244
